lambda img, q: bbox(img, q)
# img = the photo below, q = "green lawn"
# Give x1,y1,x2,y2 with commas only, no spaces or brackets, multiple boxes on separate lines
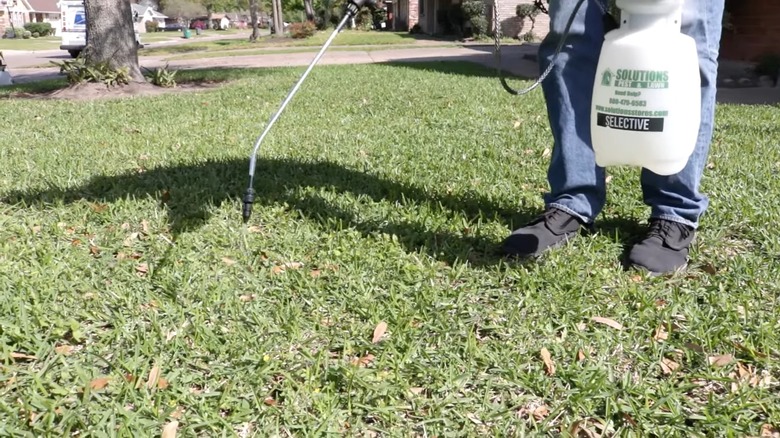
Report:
0,36,60,51
140,30,453,56
1,63,779,436
162,43,458,62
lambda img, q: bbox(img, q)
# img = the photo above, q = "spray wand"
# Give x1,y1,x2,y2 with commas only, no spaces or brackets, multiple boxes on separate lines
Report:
242,0,378,222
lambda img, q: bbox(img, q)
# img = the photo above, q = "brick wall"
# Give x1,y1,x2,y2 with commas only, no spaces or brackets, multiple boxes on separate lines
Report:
0,10,7,35
488,0,550,41
720,0,780,61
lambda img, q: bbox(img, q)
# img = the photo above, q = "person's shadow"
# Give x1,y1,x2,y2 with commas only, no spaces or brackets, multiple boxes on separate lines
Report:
2,157,551,266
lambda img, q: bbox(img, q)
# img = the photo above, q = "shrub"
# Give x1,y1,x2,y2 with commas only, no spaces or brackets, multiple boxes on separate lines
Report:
143,63,177,88
469,15,488,37
22,31,32,39
461,0,487,38
409,23,422,34
288,21,316,39
32,32,40,38
51,58,131,87
461,0,484,20
23,22,53,37
145,21,159,33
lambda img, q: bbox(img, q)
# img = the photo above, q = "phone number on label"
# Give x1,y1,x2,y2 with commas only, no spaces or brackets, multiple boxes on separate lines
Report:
609,98,647,107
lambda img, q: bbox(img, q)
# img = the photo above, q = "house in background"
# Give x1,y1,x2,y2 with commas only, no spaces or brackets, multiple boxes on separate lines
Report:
131,3,167,32
1,0,33,34
26,0,60,35
387,0,549,41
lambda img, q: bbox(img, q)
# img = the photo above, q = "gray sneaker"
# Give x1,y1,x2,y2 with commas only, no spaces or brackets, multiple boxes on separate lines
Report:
501,207,584,258
628,219,695,274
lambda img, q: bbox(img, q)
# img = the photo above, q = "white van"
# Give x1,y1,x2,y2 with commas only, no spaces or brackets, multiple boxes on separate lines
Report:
59,0,143,58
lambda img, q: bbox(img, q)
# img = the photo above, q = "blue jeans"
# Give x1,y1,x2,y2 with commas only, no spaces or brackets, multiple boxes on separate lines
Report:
538,0,724,228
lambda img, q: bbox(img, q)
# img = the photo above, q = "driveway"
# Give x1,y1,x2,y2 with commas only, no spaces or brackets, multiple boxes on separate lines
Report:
4,40,779,105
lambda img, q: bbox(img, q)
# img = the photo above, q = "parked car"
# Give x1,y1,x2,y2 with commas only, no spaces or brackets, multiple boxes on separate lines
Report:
162,23,184,32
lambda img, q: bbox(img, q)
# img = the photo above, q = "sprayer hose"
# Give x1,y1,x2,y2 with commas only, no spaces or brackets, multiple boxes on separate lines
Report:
493,0,609,96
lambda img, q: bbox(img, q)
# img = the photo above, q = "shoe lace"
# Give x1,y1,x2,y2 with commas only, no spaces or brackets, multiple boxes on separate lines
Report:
647,219,691,242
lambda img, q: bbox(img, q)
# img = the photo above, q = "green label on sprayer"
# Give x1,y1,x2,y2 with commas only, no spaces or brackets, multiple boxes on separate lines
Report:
602,69,669,89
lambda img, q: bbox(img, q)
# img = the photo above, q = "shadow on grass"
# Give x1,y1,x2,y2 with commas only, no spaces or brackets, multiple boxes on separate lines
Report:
3,158,541,266
3,156,648,266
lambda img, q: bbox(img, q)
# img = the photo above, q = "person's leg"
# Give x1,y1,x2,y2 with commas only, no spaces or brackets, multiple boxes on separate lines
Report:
629,0,724,273
502,0,610,257
541,0,610,223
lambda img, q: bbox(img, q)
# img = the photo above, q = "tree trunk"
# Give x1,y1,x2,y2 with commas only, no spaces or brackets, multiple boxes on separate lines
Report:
84,0,143,82
249,0,260,41
271,0,283,37
304,0,315,22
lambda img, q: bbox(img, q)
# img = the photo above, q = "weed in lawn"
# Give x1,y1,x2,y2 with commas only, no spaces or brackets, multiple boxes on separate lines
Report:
0,62,779,436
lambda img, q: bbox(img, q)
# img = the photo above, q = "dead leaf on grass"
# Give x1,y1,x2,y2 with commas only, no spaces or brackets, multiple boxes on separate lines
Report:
89,245,101,257
89,377,110,390
654,299,669,308
54,345,74,355
161,420,179,438
136,263,149,276
10,352,37,361
577,349,587,362
622,413,638,428
222,257,237,266
760,423,780,437
653,325,669,341
540,347,555,376
542,147,551,158
147,366,161,389
683,342,704,353
708,354,734,367
239,294,256,302
605,175,613,184
409,387,425,395
170,406,185,419
160,190,171,205
272,262,304,274
701,263,718,275
247,225,263,233
89,203,108,213
591,316,623,330
310,269,322,278
660,357,680,375
263,397,277,406
372,321,388,343
351,354,375,367
124,232,140,247
532,405,550,421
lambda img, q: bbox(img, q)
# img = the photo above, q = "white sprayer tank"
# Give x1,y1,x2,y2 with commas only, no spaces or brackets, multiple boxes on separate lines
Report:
591,0,700,176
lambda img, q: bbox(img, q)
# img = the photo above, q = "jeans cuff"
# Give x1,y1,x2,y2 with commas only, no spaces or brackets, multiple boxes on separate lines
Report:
548,203,591,224
653,214,698,230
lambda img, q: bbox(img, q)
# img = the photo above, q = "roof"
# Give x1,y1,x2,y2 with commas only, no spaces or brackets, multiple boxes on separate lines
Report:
27,0,58,13
131,4,167,19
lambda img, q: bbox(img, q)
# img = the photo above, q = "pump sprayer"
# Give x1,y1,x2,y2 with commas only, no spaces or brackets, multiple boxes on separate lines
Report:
591,0,700,175
494,0,701,176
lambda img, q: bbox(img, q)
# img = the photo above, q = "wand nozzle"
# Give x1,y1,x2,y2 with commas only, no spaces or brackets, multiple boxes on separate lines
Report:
241,0,379,223
242,188,255,223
